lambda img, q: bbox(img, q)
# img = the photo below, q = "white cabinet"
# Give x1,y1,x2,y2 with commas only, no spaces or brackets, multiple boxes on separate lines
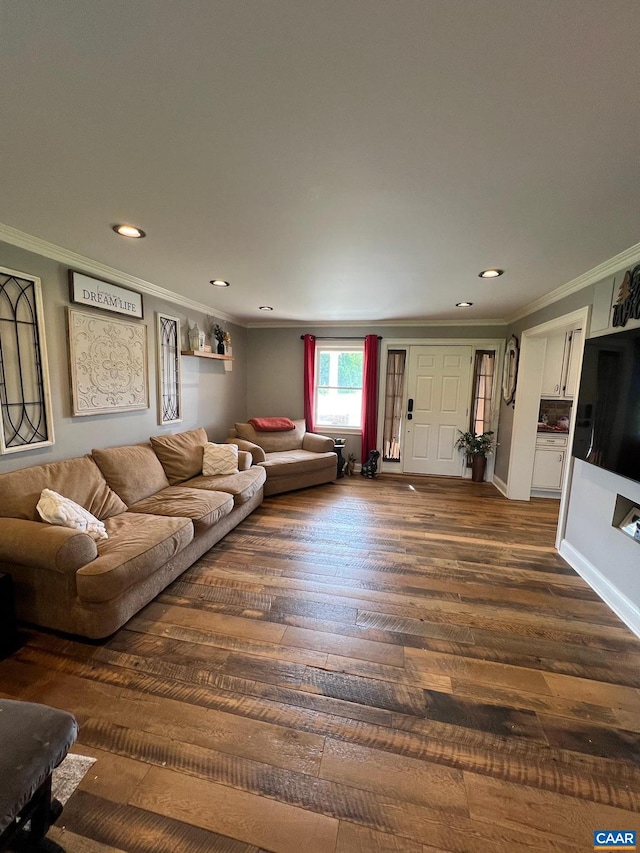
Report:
540,328,582,398
540,334,567,396
532,435,567,490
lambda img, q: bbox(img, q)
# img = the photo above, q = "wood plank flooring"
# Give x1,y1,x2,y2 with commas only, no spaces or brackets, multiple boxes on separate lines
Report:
3,474,640,852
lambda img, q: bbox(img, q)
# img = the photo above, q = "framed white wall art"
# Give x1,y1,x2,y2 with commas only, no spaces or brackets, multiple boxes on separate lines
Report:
0,266,55,453
156,312,182,424
68,308,148,416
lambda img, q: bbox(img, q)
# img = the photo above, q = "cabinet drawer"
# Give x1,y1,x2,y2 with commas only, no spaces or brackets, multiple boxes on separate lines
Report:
536,435,568,447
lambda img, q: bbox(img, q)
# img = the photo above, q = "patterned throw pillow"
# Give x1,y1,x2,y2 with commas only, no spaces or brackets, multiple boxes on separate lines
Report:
202,443,239,476
36,488,108,541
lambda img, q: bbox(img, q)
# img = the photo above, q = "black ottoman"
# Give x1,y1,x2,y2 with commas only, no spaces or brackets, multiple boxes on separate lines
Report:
0,700,78,851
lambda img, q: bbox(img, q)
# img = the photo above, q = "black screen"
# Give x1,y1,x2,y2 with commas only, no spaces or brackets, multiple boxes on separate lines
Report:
572,325,640,484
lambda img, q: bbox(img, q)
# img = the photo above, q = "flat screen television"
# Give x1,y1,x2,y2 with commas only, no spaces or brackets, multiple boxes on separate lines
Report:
572,325,640,485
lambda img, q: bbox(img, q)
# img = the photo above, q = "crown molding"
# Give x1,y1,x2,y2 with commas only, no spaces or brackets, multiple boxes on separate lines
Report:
4,221,639,332
507,240,640,324
246,317,507,329
0,222,240,325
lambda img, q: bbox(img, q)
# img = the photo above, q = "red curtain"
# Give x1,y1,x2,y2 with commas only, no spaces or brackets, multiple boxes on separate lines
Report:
361,334,379,461
303,334,316,433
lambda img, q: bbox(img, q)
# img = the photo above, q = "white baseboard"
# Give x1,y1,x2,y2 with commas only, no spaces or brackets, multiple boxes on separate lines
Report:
530,488,561,500
492,474,508,497
559,539,640,640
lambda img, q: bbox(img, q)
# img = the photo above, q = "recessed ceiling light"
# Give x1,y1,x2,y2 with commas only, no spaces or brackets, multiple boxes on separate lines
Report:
456,301,473,307
478,269,504,278
210,279,230,287
259,306,274,311
113,224,146,238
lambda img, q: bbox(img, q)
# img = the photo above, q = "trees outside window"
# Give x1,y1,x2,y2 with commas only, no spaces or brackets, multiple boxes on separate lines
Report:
315,343,364,428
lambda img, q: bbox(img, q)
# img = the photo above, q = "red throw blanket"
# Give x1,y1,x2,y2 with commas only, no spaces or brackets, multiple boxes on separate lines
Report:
249,417,296,432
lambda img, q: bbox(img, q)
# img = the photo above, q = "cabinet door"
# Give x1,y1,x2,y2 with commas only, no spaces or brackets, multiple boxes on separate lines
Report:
540,334,567,397
563,328,583,397
532,448,564,489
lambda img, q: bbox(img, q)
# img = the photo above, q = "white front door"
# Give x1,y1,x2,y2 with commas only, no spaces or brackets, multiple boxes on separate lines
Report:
403,345,473,476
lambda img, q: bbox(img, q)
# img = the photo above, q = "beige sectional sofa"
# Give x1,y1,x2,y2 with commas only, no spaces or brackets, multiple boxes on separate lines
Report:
227,420,337,496
0,428,265,639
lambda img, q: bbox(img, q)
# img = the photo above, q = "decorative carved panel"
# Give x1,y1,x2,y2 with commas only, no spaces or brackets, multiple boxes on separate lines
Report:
68,308,148,416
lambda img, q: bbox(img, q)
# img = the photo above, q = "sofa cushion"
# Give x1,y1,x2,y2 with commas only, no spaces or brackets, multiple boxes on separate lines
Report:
260,449,337,477
92,444,170,506
150,428,208,485
235,420,305,453
203,442,238,476
0,456,127,522
36,489,108,541
128,487,234,534
185,465,267,505
76,512,193,603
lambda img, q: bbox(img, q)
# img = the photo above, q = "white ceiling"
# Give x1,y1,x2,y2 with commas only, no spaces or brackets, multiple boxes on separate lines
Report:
1,0,639,326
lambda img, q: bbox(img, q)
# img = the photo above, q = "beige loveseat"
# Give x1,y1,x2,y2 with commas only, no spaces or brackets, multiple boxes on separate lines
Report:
0,428,265,639
227,420,336,496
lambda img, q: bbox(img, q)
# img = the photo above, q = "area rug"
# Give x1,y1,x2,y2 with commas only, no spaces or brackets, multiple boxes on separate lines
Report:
52,754,96,805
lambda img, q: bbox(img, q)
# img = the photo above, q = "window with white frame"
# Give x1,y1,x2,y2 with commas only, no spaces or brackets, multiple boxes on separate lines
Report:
314,341,364,429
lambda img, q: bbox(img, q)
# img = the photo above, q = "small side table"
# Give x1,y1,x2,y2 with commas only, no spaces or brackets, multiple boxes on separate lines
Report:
0,573,18,657
334,442,346,479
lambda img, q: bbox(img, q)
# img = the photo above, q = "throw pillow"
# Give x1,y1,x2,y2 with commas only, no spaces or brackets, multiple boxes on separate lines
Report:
203,442,239,476
150,427,209,485
37,489,108,541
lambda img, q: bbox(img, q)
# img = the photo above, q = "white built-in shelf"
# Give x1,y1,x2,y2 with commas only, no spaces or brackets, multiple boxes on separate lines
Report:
181,350,234,361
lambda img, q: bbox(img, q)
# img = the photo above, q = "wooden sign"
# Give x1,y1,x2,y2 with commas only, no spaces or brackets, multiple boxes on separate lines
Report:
69,270,143,318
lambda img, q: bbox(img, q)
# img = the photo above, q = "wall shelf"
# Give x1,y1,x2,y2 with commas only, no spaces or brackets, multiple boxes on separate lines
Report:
181,350,233,372
181,350,233,361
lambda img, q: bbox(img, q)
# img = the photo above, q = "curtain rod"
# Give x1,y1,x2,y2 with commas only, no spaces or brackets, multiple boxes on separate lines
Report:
299,335,382,340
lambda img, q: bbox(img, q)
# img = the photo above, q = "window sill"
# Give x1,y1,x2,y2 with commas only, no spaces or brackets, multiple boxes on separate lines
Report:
315,426,362,435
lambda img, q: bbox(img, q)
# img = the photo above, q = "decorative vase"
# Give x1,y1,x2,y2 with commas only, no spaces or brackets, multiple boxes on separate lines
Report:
471,454,487,483
217,341,225,355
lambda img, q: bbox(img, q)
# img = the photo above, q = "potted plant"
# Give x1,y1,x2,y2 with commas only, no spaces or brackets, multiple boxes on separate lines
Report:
213,324,226,355
454,430,496,482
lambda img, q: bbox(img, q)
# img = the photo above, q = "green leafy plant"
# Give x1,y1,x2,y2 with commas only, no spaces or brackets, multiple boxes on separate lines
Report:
454,429,496,457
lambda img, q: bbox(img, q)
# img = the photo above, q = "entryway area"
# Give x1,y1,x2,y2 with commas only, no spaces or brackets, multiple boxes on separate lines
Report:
403,345,472,476
378,337,503,479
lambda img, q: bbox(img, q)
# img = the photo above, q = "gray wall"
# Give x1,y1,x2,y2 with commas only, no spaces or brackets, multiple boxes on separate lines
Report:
247,322,506,461
247,322,506,415
0,241,247,473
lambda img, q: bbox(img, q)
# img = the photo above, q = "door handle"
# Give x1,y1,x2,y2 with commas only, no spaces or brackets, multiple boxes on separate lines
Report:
407,398,413,420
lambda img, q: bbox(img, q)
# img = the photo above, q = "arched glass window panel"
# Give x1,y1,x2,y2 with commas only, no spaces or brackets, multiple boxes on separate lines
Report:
0,268,54,454
156,313,182,424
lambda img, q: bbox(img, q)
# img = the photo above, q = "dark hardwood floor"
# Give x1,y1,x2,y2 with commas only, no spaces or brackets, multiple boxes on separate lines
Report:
3,474,640,852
